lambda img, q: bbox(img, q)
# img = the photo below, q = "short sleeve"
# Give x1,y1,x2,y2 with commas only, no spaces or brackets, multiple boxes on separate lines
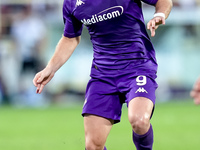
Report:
63,0,83,38
141,0,158,5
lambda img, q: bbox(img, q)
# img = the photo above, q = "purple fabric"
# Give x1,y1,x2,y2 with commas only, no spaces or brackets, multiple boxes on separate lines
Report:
82,72,157,123
62,0,158,71
141,0,158,5
132,124,154,150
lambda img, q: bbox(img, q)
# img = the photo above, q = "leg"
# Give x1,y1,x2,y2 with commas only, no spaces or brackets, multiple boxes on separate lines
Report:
84,114,113,150
128,97,154,150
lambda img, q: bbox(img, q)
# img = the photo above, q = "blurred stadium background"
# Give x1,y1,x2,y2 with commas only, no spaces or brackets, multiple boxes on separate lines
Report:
0,0,200,150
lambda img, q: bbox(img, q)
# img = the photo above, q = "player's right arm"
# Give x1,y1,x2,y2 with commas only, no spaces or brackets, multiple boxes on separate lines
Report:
33,35,81,94
191,77,200,105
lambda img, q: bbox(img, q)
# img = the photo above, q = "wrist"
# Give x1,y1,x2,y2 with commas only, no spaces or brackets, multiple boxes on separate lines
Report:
46,64,56,73
154,12,166,19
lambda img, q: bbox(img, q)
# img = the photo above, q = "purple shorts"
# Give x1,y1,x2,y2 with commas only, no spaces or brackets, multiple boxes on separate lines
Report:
82,69,158,123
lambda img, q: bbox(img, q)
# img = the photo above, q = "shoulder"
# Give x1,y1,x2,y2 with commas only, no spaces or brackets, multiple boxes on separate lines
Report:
63,0,72,13
63,0,77,11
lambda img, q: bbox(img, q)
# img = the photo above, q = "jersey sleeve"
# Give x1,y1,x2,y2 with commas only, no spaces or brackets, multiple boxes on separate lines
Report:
141,0,158,5
62,0,83,38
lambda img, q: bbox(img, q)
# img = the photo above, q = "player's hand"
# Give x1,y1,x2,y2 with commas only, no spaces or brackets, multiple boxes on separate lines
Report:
190,77,200,105
147,16,165,37
33,67,55,94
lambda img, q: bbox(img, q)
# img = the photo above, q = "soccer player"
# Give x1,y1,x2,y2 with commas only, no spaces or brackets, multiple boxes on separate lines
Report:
191,77,200,105
33,0,172,149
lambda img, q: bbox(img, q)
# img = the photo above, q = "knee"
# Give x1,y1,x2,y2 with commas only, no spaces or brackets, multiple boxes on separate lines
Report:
85,136,105,150
129,113,150,135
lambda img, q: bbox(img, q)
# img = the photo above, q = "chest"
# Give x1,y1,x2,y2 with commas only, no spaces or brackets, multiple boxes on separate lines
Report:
72,0,131,24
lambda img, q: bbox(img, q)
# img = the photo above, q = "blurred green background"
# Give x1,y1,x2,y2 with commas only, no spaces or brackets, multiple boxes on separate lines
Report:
0,0,200,149
0,101,200,150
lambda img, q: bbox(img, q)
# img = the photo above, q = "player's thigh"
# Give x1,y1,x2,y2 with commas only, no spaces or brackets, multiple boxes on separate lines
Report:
126,75,157,123
128,97,154,119
128,97,154,133
84,114,113,145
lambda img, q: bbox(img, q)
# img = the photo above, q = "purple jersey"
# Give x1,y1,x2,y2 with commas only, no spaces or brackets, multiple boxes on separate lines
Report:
63,0,158,75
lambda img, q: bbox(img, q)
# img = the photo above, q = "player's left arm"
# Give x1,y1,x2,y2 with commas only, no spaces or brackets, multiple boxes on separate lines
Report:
147,0,173,37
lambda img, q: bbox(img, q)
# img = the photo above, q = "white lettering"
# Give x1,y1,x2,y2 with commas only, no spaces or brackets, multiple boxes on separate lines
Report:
95,14,99,22
136,75,147,86
87,19,91,25
98,15,103,21
112,11,120,18
81,19,87,24
80,6,123,25
107,13,112,19
103,14,107,20
91,15,96,23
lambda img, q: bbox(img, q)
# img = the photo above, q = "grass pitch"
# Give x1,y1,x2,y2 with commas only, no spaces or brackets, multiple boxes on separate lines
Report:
0,100,200,150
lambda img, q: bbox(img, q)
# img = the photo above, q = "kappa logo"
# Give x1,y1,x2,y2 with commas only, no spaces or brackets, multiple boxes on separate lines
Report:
76,0,85,6
135,87,148,93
